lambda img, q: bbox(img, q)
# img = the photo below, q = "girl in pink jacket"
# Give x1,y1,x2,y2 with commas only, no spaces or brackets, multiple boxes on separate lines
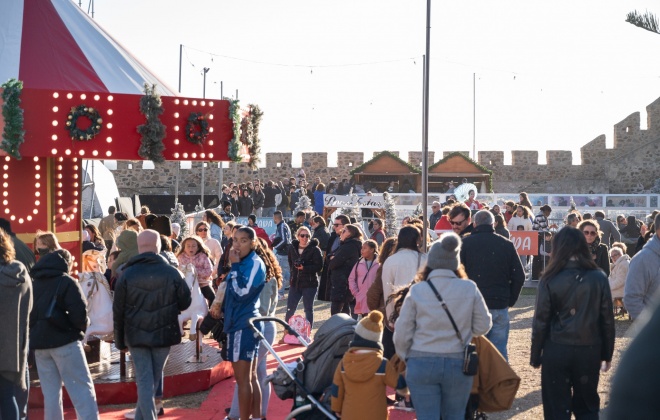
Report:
177,236,215,307
349,240,380,317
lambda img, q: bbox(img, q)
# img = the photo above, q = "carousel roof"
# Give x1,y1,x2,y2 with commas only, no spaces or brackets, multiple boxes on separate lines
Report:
0,0,175,95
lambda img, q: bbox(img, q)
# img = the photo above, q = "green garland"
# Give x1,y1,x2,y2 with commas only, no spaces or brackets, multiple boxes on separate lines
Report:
186,112,209,145
247,104,263,170
137,84,166,163
66,105,102,141
1,79,25,159
227,99,242,162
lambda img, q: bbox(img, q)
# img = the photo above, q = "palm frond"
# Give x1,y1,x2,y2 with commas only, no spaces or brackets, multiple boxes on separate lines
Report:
626,10,660,35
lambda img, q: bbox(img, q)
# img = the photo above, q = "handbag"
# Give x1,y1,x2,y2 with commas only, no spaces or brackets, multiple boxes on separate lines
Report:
45,278,72,331
426,280,478,376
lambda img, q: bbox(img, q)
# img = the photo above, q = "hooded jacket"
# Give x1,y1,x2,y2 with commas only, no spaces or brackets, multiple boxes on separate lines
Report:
348,258,380,315
328,238,362,302
331,349,407,420
624,234,660,320
609,253,630,299
30,251,88,349
287,238,323,289
0,260,32,389
113,252,192,350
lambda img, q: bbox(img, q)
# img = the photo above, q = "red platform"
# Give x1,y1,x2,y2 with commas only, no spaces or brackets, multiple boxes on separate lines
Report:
28,339,232,408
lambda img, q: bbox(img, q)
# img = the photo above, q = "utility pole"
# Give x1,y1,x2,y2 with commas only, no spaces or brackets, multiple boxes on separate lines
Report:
473,73,476,159
421,0,431,252
201,68,210,209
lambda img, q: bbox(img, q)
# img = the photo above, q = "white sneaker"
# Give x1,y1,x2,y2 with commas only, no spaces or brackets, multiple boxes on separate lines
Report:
393,399,414,412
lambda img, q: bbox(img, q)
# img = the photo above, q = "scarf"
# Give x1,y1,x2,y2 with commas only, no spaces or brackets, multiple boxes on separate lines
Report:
587,237,601,257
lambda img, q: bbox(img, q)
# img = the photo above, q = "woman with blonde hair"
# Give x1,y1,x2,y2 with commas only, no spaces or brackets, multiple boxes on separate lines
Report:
33,231,61,258
194,221,223,280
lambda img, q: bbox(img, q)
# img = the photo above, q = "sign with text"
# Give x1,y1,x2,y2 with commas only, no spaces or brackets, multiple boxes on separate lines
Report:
323,194,384,209
235,217,277,237
509,231,539,256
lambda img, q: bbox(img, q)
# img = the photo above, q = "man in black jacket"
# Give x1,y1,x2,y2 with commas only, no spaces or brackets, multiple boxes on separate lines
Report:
460,210,525,361
262,180,282,217
113,230,191,419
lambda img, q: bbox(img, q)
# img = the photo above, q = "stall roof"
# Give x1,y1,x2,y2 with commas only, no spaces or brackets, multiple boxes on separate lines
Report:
428,152,493,175
350,151,422,175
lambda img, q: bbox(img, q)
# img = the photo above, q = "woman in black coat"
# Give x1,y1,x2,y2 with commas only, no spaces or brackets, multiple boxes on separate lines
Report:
285,227,323,326
238,189,254,217
328,224,362,316
578,219,610,276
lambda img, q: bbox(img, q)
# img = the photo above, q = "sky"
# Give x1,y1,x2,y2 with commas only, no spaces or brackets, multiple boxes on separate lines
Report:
91,0,660,167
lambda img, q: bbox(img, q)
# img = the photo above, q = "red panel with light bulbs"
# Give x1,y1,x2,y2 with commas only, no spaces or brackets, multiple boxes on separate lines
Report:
18,89,231,161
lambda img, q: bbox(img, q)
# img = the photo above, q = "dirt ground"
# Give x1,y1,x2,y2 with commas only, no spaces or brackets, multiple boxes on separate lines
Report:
160,288,634,419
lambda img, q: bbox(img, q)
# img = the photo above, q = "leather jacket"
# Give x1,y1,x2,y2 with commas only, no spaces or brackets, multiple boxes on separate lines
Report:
287,239,323,289
530,261,615,366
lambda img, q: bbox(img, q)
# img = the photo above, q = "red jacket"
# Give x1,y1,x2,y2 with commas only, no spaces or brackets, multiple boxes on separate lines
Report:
253,225,272,248
434,214,452,231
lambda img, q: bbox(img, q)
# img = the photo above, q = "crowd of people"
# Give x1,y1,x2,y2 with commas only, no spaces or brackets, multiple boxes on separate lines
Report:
1,178,660,420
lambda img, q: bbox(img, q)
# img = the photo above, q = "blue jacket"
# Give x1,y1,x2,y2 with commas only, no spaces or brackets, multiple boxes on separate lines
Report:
223,251,266,333
314,191,325,214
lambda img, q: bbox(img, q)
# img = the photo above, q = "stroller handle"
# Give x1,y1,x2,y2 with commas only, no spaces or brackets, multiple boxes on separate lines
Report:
248,316,309,346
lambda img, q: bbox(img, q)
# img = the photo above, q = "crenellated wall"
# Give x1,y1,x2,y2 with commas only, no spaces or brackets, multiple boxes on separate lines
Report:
110,97,660,196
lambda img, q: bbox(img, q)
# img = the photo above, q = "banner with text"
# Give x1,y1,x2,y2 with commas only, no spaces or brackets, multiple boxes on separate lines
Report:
509,231,539,256
323,194,384,209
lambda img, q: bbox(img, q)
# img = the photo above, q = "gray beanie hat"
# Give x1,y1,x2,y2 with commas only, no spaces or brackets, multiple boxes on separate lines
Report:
427,232,461,270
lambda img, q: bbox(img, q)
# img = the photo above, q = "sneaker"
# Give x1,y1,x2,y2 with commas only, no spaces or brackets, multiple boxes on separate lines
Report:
393,399,414,412
386,397,397,406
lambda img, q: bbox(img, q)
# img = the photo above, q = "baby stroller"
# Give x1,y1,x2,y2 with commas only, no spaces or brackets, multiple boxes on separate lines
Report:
248,314,357,420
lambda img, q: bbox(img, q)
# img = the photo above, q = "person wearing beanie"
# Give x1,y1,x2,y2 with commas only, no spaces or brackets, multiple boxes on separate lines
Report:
331,310,408,420
394,232,492,420
113,229,191,419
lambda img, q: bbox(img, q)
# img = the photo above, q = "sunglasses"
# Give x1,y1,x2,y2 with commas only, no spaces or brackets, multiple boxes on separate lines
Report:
450,218,466,226
299,234,310,238
583,230,598,236
197,228,208,232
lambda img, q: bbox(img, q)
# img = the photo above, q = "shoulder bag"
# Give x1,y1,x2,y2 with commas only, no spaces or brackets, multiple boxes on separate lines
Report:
426,280,478,376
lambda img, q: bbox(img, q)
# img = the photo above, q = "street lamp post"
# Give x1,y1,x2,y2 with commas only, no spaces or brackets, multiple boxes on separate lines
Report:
201,67,210,208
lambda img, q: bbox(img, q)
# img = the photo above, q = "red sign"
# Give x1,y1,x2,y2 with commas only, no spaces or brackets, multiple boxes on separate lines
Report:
509,231,539,256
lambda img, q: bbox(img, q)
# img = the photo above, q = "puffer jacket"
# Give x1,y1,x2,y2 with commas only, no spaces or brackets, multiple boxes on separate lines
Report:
608,254,630,299
113,252,191,350
287,239,323,289
530,261,615,367
328,238,362,302
30,251,88,349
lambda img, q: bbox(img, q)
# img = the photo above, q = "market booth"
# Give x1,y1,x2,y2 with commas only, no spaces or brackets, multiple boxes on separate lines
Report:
1,0,238,407
428,152,493,193
349,150,421,193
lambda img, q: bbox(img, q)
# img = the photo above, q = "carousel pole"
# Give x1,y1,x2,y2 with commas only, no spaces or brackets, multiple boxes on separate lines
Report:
175,44,183,201
421,0,431,252
201,68,210,208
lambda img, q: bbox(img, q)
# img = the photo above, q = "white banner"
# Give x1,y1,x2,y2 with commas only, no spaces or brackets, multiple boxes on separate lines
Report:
323,194,384,208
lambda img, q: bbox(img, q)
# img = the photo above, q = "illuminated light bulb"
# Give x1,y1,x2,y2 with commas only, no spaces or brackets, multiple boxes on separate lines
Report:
209,127,214,133
18,218,23,224
73,182,79,187
35,174,40,179
2,191,7,197
57,183,62,188
59,208,63,214
52,134,58,141
2,165,7,170
66,217,71,223
192,153,197,158
80,94,86,100
33,157,39,162
27,216,32,221
67,93,73,99
4,209,8,214
2,200,7,205
65,149,71,155
52,106,59,112
201,153,206,158
4,156,10,161
174,99,180,105
209,114,214,120
35,200,40,206
209,140,214,146
2,182,6,188
201,101,206,106
35,183,40,188
10,216,15,221
174,140,179,145
173,153,179,158
106,137,112,143
192,100,197,106
208,153,214,159
72,158,78,162
73,165,78,170
58,157,63,162
174,112,179,118
52,120,58,126
35,192,40,197
57,165,62,170
209,101,214,106
61,215,66,220
182,153,188,158
105,151,112,157
51,148,57,154
72,208,78,213
183,100,189,105
2,174,7,179
107,109,113,115
35,165,40,170
53,92,59,98
33,209,38,215
73,199,79,205
57,191,62,197
92,150,98,156
174,126,179,131
108,95,114,101
94,95,100,101
107,123,113,129
73,174,79,179
74,191,79,196
58,174,62,179
79,150,85,156
57,200,62,205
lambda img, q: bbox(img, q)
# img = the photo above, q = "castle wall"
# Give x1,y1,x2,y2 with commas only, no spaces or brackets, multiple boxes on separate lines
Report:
110,99,660,196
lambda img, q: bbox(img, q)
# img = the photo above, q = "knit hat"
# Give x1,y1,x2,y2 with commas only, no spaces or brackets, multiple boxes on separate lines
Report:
137,229,161,254
427,232,461,271
350,310,384,350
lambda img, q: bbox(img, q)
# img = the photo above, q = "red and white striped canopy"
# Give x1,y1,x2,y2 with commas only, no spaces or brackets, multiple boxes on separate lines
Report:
0,0,176,95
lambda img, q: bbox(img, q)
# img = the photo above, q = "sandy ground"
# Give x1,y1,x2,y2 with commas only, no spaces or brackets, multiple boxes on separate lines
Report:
156,288,634,419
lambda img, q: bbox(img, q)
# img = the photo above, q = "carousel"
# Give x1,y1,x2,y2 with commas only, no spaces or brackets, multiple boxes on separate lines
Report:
0,0,245,406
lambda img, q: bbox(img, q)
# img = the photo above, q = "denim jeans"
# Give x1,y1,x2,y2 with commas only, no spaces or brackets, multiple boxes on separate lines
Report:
0,374,19,420
276,253,290,291
228,320,276,418
285,286,317,326
129,346,170,420
35,340,99,420
263,207,276,218
406,356,473,420
486,308,510,361
16,368,28,420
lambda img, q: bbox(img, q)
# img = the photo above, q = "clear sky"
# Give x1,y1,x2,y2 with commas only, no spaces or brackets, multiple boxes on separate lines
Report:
92,0,660,166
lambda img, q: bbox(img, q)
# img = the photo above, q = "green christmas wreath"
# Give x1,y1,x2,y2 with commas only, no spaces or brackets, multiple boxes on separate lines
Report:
66,105,102,141
1,78,25,159
186,112,209,145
